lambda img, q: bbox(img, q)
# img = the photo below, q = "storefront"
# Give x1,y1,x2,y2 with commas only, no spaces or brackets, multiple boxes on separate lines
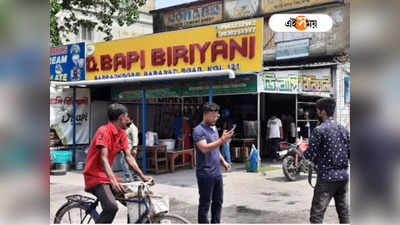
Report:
258,65,335,157
51,17,264,173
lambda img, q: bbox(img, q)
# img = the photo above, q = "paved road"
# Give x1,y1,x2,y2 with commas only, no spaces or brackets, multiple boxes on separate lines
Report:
50,163,344,223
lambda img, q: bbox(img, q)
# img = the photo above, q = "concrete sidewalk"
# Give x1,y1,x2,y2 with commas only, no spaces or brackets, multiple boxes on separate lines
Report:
50,162,342,223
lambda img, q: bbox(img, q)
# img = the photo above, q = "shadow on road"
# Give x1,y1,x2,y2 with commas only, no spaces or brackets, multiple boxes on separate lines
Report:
265,174,309,183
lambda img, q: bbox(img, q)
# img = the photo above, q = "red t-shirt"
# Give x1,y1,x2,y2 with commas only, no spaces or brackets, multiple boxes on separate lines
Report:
83,122,128,190
183,121,191,149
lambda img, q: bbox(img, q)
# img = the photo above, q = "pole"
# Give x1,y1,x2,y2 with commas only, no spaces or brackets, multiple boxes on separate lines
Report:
181,96,184,150
142,88,147,173
209,82,213,102
295,94,298,138
257,91,261,169
72,87,77,166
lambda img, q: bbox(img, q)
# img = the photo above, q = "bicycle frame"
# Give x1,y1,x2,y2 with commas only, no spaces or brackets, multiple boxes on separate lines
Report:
62,195,153,224
65,196,100,223
58,180,157,224
117,196,152,224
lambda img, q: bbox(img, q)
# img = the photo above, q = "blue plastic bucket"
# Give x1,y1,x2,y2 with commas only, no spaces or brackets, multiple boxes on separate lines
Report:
50,150,72,164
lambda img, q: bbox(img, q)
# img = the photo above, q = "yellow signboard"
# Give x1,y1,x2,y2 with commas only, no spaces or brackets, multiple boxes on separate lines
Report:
86,18,263,81
263,0,338,14
300,68,331,92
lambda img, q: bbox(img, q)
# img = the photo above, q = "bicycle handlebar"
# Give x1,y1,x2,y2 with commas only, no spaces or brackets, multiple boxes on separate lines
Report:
145,178,155,186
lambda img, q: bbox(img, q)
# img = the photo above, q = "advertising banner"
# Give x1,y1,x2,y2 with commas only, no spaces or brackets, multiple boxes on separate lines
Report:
50,87,90,145
50,42,86,81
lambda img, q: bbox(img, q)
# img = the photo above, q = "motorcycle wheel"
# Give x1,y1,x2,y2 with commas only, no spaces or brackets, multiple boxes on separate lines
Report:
282,155,299,181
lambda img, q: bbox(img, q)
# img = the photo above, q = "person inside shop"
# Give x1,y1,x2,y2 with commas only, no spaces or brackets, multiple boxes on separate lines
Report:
193,102,233,224
180,116,192,149
280,113,289,141
174,113,192,150
298,97,350,223
83,103,152,224
217,109,233,164
267,114,283,162
119,116,140,182
49,128,63,147
174,112,183,141
288,114,297,143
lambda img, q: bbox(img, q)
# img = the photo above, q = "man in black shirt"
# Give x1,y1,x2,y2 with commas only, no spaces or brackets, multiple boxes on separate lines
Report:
299,98,350,224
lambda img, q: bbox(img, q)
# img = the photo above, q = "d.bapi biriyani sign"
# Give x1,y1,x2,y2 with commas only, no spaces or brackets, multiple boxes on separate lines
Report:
85,18,263,80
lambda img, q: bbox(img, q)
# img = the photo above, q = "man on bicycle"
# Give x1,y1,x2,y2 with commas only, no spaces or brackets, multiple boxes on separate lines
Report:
83,103,151,223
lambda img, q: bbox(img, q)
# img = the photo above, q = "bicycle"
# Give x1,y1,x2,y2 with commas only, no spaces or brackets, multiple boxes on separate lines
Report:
53,179,190,224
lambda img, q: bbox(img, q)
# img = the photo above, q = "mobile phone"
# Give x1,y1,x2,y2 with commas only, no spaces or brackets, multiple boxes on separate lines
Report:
230,124,237,132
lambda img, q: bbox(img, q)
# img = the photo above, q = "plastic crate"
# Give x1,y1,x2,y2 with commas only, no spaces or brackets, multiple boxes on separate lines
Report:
50,150,72,164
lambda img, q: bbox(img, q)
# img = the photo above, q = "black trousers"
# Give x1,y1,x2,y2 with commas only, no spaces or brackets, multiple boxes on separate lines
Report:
197,175,223,224
87,183,122,224
310,180,350,224
268,138,281,159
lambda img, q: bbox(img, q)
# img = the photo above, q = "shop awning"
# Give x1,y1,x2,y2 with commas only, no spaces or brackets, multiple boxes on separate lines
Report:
264,62,337,70
50,70,236,87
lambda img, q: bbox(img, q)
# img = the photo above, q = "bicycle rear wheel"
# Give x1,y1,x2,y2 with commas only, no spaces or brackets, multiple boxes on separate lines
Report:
151,213,190,224
53,202,95,224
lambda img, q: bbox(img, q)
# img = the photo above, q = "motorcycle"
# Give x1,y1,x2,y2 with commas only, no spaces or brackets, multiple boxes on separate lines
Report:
278,139,316,182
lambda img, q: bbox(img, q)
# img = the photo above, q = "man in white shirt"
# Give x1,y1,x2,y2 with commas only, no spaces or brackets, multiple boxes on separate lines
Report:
120,118,139,182
267,115,283,162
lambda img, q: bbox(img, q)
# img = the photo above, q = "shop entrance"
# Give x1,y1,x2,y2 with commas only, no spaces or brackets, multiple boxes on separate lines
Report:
260,93,296,158
213,94,258,162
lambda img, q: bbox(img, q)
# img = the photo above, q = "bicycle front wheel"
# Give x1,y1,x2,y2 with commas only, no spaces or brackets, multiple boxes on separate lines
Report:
151,213,190,224
54,202,95,224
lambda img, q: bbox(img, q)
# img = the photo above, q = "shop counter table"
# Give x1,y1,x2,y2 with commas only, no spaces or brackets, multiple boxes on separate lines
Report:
230,138,257,162
137,145,169,174
167,149,195,172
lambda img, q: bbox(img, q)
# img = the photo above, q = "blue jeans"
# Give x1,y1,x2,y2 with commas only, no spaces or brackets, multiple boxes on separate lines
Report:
197,175,223,224
221,139,231,164
119,152,136,179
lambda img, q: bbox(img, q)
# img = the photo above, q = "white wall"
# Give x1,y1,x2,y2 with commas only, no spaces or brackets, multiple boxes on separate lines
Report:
57,2,154,45
334,62,350,129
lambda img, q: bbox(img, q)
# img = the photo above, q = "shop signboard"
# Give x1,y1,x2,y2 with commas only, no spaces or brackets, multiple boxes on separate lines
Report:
86,18,263,81
300,68,331,92
50,42,85,81
259,70,299,93
263,0,340,14
182,74,257,96
162,0,223,29
112,75,257,100
50,87,90,144
224,0,260,19
112,87,181,101
276,38,310,60
259,68,331,94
